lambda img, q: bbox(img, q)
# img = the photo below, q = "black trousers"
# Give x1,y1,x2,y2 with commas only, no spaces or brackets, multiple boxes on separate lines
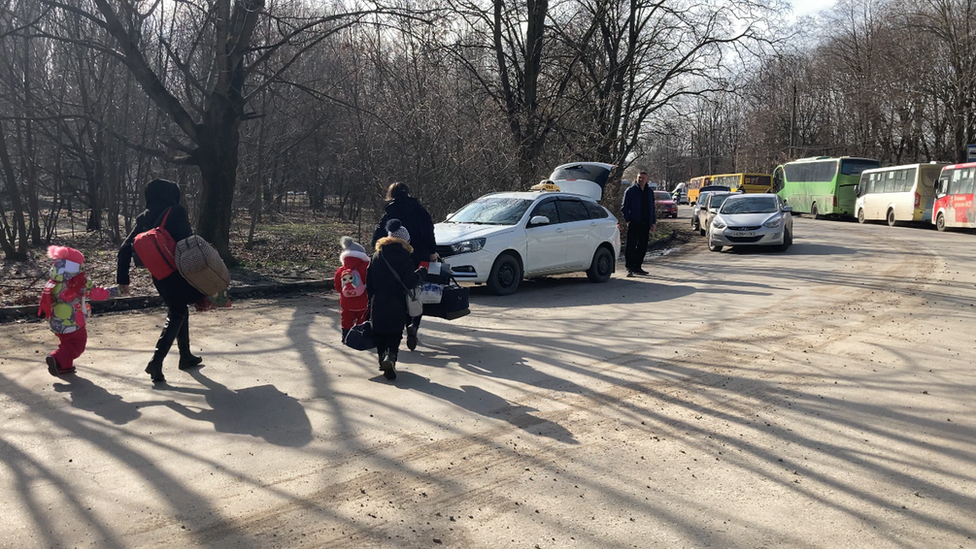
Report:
625,222,651,271
151,274,204,364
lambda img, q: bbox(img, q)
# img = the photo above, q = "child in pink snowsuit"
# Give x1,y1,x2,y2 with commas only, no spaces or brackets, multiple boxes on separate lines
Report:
38,246,118,376
334,236,370,339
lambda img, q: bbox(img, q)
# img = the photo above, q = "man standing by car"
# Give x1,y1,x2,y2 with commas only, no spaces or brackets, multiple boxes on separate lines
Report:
621,171,656,277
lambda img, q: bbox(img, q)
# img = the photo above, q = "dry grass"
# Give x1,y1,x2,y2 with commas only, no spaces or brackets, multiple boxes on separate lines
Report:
1,212,370,308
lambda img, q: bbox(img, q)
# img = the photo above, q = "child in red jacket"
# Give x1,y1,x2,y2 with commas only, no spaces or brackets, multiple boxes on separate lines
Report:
38,246,118,376
334,236,370,339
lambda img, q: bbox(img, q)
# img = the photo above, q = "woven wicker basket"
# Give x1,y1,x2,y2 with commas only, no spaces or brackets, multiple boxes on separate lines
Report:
176,235,230,296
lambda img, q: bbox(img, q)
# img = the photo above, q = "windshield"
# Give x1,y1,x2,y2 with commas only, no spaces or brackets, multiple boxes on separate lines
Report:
720,196,778,214
709,194,731,209
654,191,672,201
446,197,534,225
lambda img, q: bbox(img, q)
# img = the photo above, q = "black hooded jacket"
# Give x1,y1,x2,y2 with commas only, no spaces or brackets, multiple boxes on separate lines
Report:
371,197,436,266
117,179,194,285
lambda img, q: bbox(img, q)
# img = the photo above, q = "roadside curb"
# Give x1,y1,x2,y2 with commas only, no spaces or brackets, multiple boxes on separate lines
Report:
0,279,335,325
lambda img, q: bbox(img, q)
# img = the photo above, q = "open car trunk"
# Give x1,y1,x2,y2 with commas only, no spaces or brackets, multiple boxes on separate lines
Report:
546,162,614,201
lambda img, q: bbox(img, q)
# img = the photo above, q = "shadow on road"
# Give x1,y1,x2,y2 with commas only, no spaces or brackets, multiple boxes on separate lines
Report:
156,369,313,447
53,375,144,425
372,371,578,444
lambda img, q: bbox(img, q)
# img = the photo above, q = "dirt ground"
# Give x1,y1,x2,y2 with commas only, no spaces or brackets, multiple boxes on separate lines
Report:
1,213,974,548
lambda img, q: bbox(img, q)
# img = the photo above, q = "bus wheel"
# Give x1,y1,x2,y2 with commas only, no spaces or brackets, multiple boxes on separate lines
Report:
937,212,947,232
887,209,897,227
810,203,820,220
857,209,866,224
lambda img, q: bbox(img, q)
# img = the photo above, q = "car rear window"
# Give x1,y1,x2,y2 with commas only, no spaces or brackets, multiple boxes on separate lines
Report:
556,199,590,223
584,201,609,219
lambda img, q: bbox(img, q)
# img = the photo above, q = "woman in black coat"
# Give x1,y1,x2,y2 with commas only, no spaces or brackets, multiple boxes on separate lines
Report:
117,179,205,383
366,219,426,380
370,182,438,351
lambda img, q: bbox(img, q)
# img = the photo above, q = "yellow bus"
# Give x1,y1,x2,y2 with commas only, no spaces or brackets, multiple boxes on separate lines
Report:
709,173,773,194
687,175,712,204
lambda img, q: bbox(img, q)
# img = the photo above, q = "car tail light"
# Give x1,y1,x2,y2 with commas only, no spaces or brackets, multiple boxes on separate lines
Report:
915,192,921,208
833,195,837,207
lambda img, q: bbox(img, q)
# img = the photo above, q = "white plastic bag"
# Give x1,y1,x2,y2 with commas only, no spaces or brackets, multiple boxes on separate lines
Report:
419,283,443,304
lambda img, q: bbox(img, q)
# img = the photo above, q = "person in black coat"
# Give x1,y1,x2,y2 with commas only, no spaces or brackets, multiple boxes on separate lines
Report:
620,171,657,276
371,182,438,351
117,179,205,384
366,219,427,380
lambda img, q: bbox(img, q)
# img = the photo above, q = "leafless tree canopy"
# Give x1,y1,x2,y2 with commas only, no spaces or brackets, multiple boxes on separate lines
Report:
647,0,976,188
5,0,966,260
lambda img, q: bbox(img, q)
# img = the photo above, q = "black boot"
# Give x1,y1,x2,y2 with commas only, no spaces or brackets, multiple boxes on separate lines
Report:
406,325,418,351
147,310,185,383
176,315,202,370
382,348,398,380
376,342,388,372
145,359,165,383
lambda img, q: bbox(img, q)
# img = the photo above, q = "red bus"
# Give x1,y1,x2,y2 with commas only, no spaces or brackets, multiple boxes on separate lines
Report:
934,162,976,231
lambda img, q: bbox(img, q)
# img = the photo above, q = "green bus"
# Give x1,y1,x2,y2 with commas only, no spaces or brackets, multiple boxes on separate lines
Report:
772,156,880,218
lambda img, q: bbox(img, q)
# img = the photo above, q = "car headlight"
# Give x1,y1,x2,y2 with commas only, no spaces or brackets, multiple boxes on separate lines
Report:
763,217,782,228
450,238,486,254
712,219,727,230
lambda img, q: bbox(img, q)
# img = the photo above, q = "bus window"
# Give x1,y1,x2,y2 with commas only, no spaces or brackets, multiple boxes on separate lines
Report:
937,174,949,196
840,158,881,176
959,169,976,195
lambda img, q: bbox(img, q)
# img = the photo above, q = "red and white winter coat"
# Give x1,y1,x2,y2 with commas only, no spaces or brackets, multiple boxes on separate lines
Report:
334,248,370,318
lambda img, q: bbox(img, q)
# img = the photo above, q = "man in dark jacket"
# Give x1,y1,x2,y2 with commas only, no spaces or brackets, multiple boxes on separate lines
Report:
117,179,205,383
371,182,438,351
620,171,656,276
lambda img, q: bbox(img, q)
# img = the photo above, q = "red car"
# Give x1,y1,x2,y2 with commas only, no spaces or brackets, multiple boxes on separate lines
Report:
655,191,678,218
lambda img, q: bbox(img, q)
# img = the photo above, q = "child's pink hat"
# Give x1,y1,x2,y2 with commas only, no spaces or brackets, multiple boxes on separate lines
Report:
47,245,84,264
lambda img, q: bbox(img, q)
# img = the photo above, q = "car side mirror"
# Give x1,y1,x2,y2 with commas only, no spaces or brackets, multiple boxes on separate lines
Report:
783,206,793,213
529,215,550,226
709,208,717,213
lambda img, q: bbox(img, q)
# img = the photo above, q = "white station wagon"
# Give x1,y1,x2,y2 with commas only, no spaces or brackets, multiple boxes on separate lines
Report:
435,190,621,295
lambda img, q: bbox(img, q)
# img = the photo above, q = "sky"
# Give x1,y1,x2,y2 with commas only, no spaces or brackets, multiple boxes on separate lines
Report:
790,0,837,17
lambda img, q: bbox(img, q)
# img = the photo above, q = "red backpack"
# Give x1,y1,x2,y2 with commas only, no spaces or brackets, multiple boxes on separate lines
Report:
133,208,178,279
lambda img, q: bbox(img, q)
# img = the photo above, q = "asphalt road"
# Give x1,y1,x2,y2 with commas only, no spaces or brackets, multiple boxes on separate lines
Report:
1,209,974,548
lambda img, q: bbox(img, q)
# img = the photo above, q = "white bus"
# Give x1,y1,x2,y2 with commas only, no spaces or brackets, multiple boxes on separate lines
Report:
854,162,948,225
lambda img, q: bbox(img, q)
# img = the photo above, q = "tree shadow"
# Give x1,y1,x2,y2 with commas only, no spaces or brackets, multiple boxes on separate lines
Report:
156,369,313,447
52,376,146,425
371,370,578,444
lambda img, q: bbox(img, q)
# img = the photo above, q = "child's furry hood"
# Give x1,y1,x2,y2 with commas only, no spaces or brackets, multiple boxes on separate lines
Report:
375,236,414,254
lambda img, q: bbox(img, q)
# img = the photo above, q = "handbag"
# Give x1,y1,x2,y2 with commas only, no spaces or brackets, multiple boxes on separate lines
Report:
381,253,424,317
344,321,376,351
424,281,470,320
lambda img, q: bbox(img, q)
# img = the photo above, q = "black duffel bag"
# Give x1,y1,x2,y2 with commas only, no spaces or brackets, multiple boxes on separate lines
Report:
424,282,470,320
344,321,376,351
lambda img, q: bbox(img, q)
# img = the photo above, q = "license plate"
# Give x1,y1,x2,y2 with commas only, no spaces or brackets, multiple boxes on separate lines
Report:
730,231,755,237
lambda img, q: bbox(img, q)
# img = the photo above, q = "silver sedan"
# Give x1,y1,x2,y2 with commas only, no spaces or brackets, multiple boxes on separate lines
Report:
707,194,793,252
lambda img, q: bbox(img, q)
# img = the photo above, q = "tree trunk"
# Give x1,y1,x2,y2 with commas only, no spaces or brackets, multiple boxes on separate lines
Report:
0,127,28,260
194,122,241,264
